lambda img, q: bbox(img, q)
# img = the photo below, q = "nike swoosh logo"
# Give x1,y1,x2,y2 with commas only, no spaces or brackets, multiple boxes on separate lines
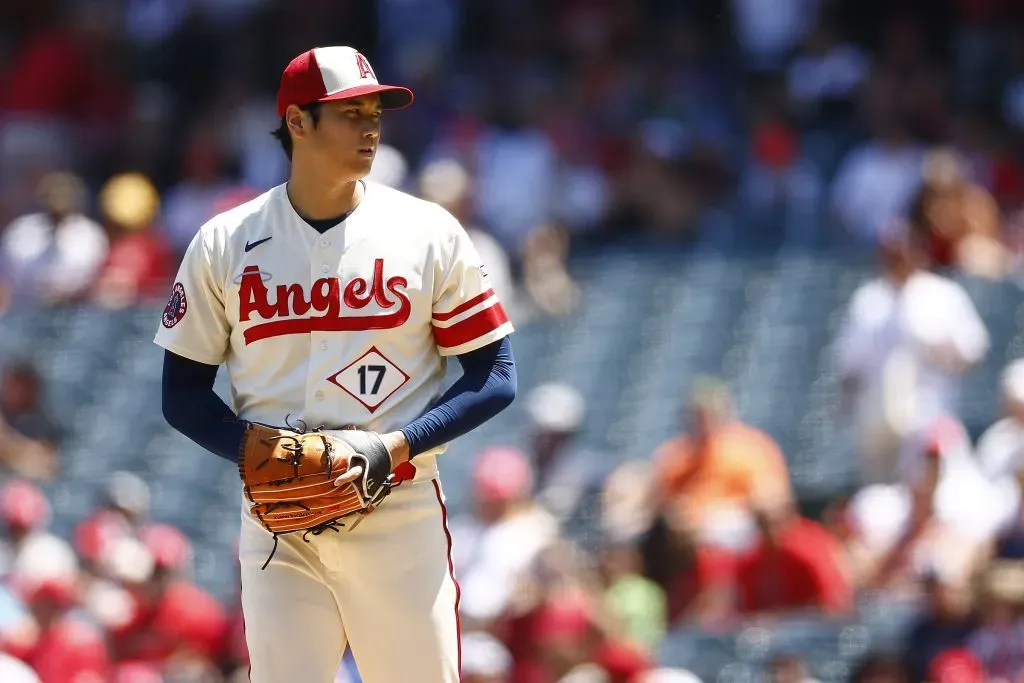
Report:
244,236,272,252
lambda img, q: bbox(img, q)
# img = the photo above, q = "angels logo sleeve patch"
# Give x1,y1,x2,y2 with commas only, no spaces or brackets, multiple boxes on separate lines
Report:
162,282,188,328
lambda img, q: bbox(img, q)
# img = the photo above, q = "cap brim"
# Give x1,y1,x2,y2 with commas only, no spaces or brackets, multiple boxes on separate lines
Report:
318,84,414,110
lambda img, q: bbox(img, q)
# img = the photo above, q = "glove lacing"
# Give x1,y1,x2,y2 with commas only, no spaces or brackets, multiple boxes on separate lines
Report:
257,425,342,570
260,519,346,570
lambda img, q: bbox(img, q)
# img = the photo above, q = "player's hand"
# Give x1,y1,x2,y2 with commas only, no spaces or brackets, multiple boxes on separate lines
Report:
333,463,364,487
380,431,410,468
331,438,408,485
325,427,397,488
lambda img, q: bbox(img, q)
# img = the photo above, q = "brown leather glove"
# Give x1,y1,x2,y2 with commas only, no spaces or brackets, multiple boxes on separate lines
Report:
238,423,396,567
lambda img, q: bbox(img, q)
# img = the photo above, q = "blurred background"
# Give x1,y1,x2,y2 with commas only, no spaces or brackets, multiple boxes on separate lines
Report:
3,0,1024,681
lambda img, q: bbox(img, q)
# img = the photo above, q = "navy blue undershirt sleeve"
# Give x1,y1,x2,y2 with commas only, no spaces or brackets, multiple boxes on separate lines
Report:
401,336,516,457
161,351,246,465
162,335,516,464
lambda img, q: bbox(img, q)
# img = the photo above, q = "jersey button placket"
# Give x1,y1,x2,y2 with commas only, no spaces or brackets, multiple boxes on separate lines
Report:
310,246,332,411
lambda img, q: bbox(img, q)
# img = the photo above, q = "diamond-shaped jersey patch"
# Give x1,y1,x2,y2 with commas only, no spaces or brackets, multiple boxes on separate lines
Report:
327,347,410,413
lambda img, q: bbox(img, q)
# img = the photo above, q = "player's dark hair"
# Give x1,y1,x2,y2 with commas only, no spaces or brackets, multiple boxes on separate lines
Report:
272,102,323,161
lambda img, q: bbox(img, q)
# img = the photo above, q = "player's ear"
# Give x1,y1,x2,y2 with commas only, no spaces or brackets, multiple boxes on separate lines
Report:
286,105,308,140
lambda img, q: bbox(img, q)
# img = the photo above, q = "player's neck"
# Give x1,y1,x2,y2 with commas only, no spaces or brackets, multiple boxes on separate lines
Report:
286,168,364,221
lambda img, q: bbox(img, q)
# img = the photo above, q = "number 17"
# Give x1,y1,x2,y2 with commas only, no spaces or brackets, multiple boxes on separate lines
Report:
357,365,386,395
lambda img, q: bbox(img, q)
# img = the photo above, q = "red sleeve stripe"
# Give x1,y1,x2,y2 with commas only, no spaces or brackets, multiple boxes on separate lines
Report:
433,302,509,349
432,289,495,322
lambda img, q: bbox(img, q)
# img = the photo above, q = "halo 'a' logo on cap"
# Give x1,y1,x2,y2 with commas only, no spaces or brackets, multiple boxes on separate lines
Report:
355,53,376,81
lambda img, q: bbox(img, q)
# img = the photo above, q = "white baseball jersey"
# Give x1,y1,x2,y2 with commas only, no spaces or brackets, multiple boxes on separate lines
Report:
834,270,989,484
153,180,514,482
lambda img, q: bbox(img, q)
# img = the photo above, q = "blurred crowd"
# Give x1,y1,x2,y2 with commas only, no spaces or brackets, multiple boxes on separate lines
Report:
5,0,1024,681
0,472,246,683
445,356,1024,683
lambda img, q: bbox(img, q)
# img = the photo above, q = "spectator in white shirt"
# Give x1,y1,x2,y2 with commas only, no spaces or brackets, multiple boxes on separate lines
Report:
0,172,108,311
835,221,990,486
473,101,558,257
0,480,78,594
0,652,40,683
976,359,1024,493
635,670,702,683
830,79,925,244
448,446,559,631
461,631,513,683
846,417,1012,592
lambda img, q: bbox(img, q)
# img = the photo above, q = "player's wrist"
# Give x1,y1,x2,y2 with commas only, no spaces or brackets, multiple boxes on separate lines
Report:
381,431,411,468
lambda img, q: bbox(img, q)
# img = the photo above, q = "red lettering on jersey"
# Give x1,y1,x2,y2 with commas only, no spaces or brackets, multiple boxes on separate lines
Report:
343,259,401,309
310,277,342,316
239,266,277,321
355,53,375,80
238,259,411,344
343,276,370,309
278,284,311,316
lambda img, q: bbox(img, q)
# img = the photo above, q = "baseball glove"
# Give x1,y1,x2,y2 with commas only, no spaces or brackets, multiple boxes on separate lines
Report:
237,422,396,568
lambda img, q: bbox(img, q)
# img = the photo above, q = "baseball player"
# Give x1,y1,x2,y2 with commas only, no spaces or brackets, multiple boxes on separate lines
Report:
155,46,517,683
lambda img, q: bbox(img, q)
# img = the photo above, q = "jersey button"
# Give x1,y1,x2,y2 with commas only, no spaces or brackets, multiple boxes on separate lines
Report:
320,238,330,248
315,391,324,401
321,264,330,273
320,341,328,351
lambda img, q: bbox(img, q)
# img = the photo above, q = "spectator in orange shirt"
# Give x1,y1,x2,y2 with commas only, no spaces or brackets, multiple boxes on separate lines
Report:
651,377,794,539
735,503,854,617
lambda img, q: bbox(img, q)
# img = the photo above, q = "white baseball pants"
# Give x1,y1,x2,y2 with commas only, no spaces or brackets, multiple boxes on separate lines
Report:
238,478,462,683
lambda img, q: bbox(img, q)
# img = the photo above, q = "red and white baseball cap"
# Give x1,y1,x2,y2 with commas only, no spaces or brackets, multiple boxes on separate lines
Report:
277,46,414,117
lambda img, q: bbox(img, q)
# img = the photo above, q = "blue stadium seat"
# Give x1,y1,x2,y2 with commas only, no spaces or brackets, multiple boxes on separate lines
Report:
656,627,740,682
0,312,38,360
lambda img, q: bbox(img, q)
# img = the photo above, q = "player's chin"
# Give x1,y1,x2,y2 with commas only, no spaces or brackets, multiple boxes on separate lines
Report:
347,153,376,175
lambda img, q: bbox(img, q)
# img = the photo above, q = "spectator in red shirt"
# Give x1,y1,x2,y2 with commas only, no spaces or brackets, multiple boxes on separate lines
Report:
20,576,110,683
736,504,853,617
928,648,986,683
74,471,151,577
109,661,163,683
595,638,652,683
521,593,600,683
109,524,227,666
0,8,131,127
1,25,95,118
